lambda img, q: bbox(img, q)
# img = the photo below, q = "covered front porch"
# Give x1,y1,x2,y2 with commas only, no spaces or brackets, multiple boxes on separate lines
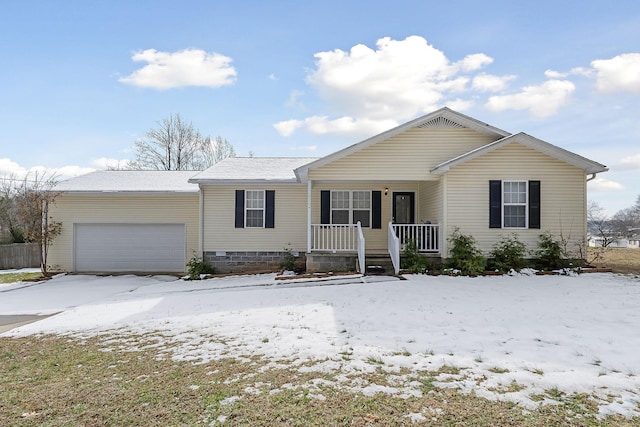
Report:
304,180,443,275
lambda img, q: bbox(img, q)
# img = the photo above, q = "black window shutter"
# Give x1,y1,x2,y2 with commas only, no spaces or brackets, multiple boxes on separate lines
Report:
235,190,245,228
529,181,541,229
489,180,502,228
320,190,330,224
372,191,382,229
265,190,275,228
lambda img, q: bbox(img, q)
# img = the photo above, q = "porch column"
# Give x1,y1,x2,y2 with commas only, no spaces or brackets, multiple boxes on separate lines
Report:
307,179,312,253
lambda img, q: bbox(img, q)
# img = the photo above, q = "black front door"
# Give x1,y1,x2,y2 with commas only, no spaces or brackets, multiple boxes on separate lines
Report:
392,192,415,224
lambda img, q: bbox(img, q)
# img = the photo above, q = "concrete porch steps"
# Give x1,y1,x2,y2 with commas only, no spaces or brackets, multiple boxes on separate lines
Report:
365,254,395,275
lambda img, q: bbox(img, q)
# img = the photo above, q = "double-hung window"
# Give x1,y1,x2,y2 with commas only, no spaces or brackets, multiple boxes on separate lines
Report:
502,181,527,228
490,180,540,229
245,190,265,228
330,190,371,227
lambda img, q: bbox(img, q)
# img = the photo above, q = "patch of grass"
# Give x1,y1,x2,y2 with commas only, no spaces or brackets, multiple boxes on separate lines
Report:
489,380,525,394
589,247,640,274
0,272,42,284
488,367,510,374
546,387,565,400
366,356,384,365
417,376,436,394
1,335,638,426
526,367,545,375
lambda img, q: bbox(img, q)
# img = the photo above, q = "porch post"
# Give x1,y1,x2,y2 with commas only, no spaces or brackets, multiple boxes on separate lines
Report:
307,179,312,253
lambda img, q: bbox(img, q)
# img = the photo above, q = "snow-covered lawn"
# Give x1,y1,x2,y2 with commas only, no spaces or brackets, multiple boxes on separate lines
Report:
2,271,639,418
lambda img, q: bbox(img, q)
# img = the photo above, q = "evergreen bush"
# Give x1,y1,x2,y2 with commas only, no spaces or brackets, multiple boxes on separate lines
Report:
447,228,486,276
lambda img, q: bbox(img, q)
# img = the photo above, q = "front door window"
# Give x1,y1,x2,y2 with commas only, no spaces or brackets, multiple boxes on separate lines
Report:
393,192,415,224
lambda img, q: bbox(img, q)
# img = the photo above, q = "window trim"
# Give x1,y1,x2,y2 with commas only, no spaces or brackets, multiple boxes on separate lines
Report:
330,190,372,227
502,180,528,229
244,189,265,228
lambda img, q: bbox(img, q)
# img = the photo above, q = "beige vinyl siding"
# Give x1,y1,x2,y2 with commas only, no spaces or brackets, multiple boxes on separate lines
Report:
309,128,498,181
311,182,420,252
202,184,308,252
419,180,442,224
443,143,586,256
48,193,200,272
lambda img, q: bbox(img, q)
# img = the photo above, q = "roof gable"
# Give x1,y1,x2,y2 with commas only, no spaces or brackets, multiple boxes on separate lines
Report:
295,107,511,181
430,132,608,175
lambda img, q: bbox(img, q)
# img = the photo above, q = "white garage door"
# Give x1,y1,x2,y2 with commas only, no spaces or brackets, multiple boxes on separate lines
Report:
74,223,186,272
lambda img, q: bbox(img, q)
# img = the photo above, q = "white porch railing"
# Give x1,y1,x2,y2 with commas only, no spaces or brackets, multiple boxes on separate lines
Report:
311,224,359,252
392,224,440,252
356,222,365,274
388,222,400,275
310,223,366,273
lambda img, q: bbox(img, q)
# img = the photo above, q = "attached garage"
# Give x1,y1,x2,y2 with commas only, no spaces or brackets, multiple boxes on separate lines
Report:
47,171,201,273
74,223,186,272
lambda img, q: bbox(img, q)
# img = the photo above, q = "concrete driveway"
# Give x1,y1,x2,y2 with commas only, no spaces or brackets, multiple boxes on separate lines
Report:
0,314,56,333
0,274,179,334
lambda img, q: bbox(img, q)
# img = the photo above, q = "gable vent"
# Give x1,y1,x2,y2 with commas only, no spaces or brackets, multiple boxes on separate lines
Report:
417,117,465,129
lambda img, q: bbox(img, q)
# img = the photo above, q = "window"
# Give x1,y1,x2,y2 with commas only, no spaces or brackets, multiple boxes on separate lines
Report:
235,190,275,229
490,180,540,230
330,190,371,227
503,181,527,228
245,190,265,228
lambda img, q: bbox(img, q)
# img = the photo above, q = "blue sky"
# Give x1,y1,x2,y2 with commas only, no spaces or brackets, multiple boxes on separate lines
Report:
1,0,639,215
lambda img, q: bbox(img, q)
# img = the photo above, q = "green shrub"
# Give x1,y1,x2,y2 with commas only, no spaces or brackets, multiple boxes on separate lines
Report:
488,234,528,273
535,231,566,270
186,254,216,280
279,248,297,271
447,228,486,276
401,239,432,273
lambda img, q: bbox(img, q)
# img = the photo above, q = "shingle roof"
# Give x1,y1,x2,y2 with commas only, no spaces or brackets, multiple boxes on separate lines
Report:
54,170,199,193
190,157,319,183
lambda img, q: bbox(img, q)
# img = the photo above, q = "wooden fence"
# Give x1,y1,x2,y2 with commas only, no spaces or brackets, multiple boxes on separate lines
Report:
0,243,41,269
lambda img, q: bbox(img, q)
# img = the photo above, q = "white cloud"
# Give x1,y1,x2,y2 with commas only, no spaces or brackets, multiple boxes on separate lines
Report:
444,98,474,111
0,158,98,182
0,158,28,178
453,53,493,72
273,119,304,137
268,73,278,81
276,36,494,137
620,153,640,169
90,157,131,170
285,90,305,109
587,177,625,192
119,48,237,89
591,53,640,93
472,73,516,92
485,79,575,118
275,115,399,138
544,67,592,79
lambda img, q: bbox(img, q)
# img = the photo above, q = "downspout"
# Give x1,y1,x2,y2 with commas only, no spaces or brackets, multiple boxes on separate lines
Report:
586,173,597,182
199,184,204,255
307,180,312,253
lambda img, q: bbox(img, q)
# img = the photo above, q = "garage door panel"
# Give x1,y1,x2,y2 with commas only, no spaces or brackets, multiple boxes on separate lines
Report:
74,223,185,272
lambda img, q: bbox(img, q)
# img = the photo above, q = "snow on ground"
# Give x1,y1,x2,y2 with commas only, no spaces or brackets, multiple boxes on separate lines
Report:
1,271,640,418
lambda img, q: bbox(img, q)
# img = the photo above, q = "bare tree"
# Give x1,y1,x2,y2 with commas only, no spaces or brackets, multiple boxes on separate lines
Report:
128,114,205,171
201,136,236,168
611,206,640,239
587,201,616,247
6,172,63,274
128,114,235,171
